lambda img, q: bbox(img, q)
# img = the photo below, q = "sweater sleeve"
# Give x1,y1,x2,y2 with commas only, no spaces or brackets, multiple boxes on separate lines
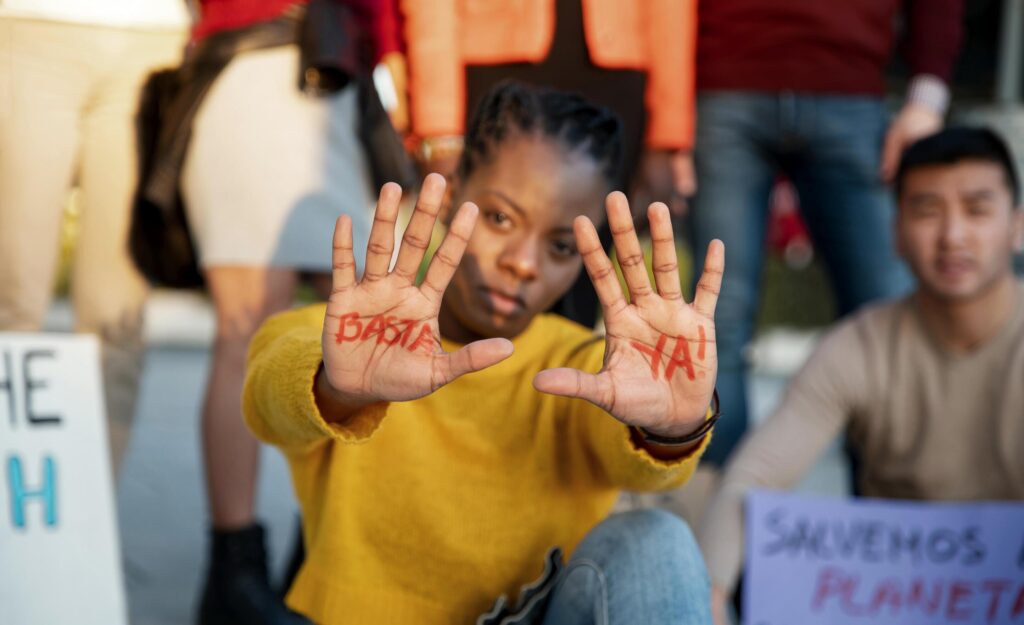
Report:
566,338,710,492
242,305,387,454
902,0,964,81
401,0,464,138
642,0,697,150
697,321,868,593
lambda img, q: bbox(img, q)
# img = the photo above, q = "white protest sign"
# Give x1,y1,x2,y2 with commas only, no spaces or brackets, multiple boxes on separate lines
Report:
745,490,1024,625
0,333,127,625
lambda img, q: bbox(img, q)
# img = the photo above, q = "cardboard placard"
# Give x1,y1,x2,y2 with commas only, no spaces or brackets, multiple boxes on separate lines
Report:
0,333,127,625
745,490,1024,625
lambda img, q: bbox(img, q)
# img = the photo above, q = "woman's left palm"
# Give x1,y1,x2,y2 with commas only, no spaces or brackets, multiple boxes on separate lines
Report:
534,193,724,437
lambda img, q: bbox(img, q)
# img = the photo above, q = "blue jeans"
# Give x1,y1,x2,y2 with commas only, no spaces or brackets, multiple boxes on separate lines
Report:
541,510,710,625
688,92,913,466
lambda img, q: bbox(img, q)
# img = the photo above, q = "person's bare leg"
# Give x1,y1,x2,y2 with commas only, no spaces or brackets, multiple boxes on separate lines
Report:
197,267,313,625
202,266,297,528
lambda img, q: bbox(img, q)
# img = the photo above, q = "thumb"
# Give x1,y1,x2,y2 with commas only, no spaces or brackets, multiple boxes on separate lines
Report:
533,368,610,409
435,338,513,385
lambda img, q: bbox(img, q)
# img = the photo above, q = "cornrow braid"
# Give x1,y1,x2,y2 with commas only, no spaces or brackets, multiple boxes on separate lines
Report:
456,81,624,185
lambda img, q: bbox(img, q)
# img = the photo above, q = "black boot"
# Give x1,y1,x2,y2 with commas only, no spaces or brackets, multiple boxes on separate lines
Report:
198,523,313,625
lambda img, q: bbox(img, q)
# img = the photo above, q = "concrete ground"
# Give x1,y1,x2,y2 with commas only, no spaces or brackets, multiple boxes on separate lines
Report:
46,290,848,625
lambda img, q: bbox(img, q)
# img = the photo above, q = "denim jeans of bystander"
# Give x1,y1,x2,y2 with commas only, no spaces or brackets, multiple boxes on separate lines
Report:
688,92,914,466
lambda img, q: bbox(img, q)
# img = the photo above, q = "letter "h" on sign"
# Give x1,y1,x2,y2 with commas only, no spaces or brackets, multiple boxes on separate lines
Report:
7,455,58,529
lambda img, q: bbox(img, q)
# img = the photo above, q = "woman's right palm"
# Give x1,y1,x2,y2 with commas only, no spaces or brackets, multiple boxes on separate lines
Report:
320,174,513,405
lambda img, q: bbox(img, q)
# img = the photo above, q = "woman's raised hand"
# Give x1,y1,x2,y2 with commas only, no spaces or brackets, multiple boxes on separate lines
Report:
534,192,724,437
320,174,513,409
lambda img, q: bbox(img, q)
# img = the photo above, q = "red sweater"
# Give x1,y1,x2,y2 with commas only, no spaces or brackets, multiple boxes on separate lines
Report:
697,0,963,94
193,0,401,62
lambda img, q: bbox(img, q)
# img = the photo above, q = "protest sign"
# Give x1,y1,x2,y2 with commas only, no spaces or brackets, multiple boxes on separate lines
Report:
0,333,127,625
745,490,1024,625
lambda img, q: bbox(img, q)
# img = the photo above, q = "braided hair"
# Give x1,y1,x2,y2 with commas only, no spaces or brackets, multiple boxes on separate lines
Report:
456,81,624,186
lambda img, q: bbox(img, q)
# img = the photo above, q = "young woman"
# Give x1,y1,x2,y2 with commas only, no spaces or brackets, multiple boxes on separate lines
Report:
245,83,724,624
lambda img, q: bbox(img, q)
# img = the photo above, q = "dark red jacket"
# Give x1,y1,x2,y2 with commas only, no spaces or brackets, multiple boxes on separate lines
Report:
697,0,964,94
193,0,401,63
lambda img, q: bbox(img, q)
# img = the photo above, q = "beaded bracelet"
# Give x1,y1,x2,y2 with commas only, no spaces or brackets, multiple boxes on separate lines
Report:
633,389,721,446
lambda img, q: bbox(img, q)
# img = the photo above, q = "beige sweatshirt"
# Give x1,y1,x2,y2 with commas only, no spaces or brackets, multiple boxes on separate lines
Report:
699,282,1024,592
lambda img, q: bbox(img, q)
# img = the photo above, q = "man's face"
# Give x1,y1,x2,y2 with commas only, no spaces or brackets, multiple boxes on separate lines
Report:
440,134,608,341
897,160,1024,301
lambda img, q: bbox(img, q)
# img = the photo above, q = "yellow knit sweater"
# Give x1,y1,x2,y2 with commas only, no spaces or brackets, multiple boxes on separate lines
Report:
243,305,708,624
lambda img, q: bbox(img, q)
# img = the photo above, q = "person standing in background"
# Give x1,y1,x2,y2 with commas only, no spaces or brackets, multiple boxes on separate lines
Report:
400,0,697,327
685,0,965,514
181,2,402,623
0,1,189,472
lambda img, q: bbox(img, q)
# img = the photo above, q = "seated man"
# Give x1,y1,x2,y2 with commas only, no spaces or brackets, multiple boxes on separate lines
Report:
698,126,1024,623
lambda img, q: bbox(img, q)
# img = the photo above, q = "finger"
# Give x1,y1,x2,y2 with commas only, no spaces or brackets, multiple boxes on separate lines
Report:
606,191,653,301
363,182,403,281
331,215,356,292
533,368,612,410
693,239,725,318
436,338,514,385
393,172,446,282
574,215,627,315
879,128,901,182
420,201,478,302
671,152,696,196
648,202,682,301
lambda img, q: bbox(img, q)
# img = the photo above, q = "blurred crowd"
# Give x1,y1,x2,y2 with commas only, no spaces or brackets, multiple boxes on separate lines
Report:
2,1,1022,624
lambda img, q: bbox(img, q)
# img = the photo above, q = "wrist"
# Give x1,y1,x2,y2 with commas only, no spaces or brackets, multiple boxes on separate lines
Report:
640,421,701,439
634,390,721,444
314,365,376,425
632,428,702,460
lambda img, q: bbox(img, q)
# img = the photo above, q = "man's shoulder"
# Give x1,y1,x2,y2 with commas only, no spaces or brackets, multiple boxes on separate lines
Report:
810,296,910,365
831,296,907,338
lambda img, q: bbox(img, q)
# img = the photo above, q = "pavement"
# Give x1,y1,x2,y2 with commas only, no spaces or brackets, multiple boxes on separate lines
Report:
44,290,848,625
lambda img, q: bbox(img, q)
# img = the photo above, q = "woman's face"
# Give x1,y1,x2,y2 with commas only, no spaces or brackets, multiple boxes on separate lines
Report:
438,134,609,343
